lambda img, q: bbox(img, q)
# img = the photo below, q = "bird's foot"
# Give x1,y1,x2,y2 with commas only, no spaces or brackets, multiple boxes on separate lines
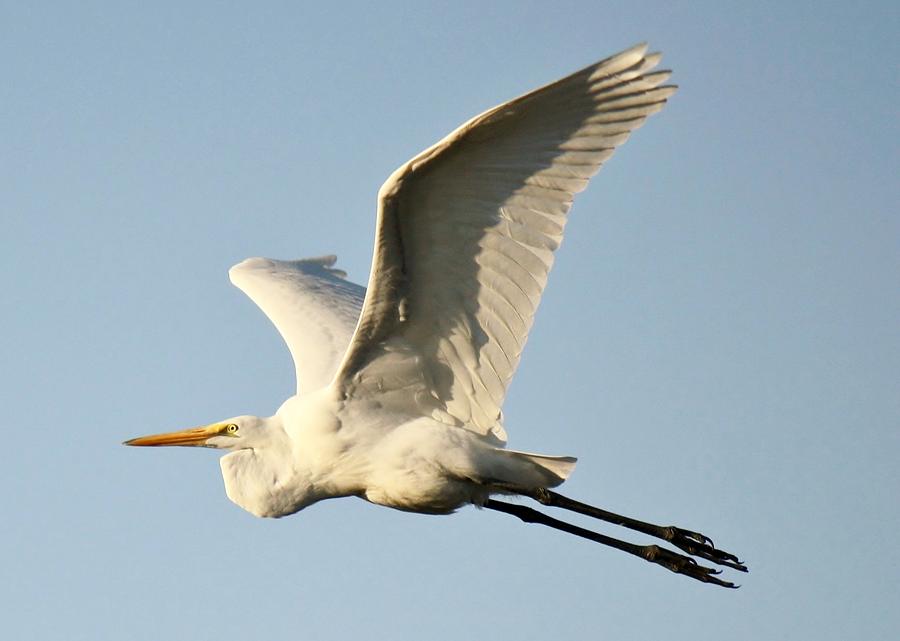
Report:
661,526,747,572
641,544,739,588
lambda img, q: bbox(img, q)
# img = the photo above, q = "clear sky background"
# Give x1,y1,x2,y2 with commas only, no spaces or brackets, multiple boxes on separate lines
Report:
3,2,898,639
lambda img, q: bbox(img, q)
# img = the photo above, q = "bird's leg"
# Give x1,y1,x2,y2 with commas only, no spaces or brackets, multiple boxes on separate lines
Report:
484,499,738,588
521,488,746,572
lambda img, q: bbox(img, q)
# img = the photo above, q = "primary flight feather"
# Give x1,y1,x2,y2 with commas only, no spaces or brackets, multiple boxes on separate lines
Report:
126,43,747,587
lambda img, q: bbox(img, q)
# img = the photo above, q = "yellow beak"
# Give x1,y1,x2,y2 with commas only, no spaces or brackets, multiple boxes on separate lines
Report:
123,423,226,447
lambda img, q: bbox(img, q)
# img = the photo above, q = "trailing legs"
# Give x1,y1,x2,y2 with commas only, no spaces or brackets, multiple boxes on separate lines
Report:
483,488,747,588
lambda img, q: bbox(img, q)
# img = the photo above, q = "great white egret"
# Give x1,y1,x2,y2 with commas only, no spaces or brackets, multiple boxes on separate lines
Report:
126,43,746,587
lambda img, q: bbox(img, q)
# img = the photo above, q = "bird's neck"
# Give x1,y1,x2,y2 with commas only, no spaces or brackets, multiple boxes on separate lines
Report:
220,393,368,518
218,414,321,518
278,392,369,500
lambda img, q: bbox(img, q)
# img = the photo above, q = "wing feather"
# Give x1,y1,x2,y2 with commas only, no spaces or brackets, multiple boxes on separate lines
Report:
332,44,675,440
230,256,365,394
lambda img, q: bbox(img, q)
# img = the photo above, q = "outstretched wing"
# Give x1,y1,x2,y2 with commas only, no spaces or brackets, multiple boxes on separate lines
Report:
333,44,676,440
230,256,365,394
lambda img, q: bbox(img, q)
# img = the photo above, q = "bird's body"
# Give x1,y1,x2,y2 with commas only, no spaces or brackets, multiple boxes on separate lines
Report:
218,374,575,518
127,44,748,587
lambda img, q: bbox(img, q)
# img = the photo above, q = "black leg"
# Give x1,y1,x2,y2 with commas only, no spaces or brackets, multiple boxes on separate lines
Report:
484,499,739,588
518,488,747,572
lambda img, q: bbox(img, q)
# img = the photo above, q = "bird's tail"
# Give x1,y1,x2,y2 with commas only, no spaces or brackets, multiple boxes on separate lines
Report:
490,448,577,489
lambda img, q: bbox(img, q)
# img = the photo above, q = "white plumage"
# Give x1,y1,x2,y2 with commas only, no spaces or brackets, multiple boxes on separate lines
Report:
125,45,746,587
229,256,364,393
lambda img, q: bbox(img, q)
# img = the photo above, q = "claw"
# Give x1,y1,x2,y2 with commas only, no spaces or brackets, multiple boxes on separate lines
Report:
643,544,739,588
681,529,712,547
665,526,748,572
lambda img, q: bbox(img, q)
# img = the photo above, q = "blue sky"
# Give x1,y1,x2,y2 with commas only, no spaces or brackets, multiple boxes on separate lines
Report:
2,2,898,639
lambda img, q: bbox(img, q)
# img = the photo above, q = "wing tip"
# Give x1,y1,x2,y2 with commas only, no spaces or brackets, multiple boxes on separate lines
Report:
229,256,267,286
613,41,650,64
295,255,347,279
299,254,338,267
229,255,349,286
585,42,668,84
612,41,648,58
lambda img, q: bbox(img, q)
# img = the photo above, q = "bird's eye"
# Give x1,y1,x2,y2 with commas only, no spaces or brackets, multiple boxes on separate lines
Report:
227,424,239,433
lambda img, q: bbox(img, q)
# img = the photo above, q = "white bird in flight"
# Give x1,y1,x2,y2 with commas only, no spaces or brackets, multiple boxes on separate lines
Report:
126,43,746,587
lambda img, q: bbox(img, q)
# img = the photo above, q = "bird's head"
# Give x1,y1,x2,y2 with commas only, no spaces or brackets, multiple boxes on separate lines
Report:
123,415,267,450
